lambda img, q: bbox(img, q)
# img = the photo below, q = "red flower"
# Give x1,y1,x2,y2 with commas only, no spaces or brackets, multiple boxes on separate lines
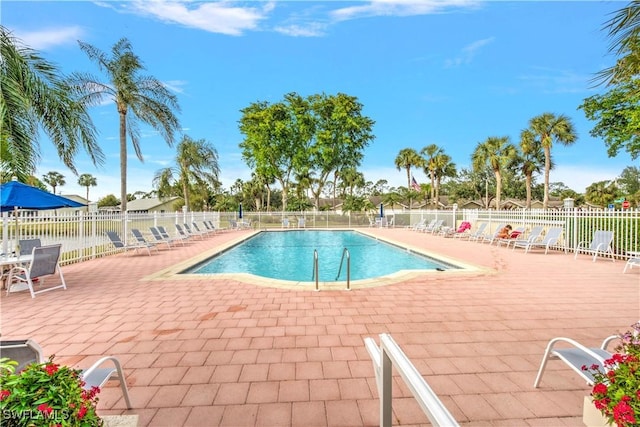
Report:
0,389,10,401
77,405,88,419
593,383,608,396
612,400,636,426
37,403,53,415
44,363,59,376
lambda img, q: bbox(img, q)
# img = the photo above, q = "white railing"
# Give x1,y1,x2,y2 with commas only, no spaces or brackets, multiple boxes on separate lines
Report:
364,333,459,427
1,208,638,265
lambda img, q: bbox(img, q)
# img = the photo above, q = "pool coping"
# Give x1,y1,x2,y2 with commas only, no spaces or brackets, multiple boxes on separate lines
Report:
142,228,490,290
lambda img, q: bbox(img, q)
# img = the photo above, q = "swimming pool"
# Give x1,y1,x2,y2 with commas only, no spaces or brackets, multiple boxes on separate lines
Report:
182,230,458,282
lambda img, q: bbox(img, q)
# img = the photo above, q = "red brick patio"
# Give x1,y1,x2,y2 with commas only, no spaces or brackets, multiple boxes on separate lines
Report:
1,227,637,426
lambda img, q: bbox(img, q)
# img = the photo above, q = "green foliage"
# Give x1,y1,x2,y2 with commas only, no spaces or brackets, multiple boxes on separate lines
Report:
582,322,640,427
239,92,374,211
42,171,66,195
580,80,640,160
0,26,103,181
97,194,119,208
72,37,181,211
0,356,103,426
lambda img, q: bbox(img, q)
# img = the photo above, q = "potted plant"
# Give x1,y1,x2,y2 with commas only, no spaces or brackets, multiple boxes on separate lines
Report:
582,322,640,427
0,356,102,426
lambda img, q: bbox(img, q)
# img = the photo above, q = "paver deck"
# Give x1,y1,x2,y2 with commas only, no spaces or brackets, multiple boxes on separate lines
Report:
1,227,638,426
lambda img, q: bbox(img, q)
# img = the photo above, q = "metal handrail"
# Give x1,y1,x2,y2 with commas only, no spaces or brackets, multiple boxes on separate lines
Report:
311,249,319,291
335,247,351,290
364,333,459,427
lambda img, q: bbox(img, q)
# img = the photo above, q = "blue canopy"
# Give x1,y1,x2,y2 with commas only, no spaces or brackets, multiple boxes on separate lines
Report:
0,180,85,212
239,203,243,219
379,203,384,218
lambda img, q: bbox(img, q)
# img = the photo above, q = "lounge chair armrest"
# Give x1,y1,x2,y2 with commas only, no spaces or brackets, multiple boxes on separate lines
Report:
601,335,620,351
546,337,609,364
81,356,132,409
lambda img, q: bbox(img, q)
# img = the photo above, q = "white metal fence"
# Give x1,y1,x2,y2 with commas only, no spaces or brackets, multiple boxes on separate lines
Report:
2,208,638,265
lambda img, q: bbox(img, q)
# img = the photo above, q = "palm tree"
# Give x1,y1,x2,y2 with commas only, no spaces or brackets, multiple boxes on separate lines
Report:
0,26,103,181
153,136,219,211
432,153,456,209
471,136,516,209
518,129,548,209
71,38,181,211
77,173,97,203
420,144,442,207
527,113,577,209
586,180,618,207
596,1,640,85
42,171,65,194
394,148,424,190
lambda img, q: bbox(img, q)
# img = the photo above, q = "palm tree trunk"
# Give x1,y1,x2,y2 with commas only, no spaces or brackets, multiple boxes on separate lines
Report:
406,167,411,189
543,146,551,209
119,110,128,212
525,174,532,209
494,170,501,209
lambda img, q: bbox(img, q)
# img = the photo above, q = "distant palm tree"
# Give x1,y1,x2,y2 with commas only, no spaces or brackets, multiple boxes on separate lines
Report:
77,173,97,202
432,153,456,209
42,171,66,194
0,26,103,181
527,113,577,208
586,180,618,207
518,129,548,209
394,148,424,190
420,144,443,207
71,38,181,211
153,136,219,211
471,136,516,209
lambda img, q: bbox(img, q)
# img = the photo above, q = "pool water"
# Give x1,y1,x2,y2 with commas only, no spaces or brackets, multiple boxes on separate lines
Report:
183,230,455,282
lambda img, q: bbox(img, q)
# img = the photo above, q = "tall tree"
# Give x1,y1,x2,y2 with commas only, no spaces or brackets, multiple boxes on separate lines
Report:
0,26,103,181
78,173,97,202
471,136,516,209
420,144,442,207
307,93,375,209
518,129,547,209
432,153,456,209
394,148,424,190
71,38,181,211
527,113,577,208
580,2,640,159
42,171,65,194
585,180,619,207
239,93,313,211
153,135,219,211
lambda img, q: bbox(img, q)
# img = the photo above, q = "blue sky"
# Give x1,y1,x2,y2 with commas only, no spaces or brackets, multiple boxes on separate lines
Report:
4,0,637,201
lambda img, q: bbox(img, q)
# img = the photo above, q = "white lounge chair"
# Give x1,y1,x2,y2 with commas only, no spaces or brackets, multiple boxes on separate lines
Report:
466,222,488,242
513,227,564,254
149,226,181,248
533,335,618,387
479,223,506,244
510,225,544,250
0,339,132,409
130,229,160,252
495,226,525,247
415,219,436,232
5,244,66,298
422,219,444,234
106,231,152,256
624,252,640,273
574,230,615,262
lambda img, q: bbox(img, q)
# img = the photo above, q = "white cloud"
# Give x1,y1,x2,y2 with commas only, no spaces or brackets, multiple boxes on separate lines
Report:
274,22,328,37
444,37,494,68
119,1,274,35
331,0,481,21
518,67,592,94
13,26,84,50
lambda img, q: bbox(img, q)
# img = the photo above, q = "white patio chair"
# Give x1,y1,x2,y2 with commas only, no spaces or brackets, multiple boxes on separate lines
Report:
574,230,615,262
6,244,66,298
0,339,132,409
512,227,564,254
106,231,152,256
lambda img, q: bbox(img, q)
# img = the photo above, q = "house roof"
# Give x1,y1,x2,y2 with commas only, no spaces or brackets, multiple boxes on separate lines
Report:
125,197,180,212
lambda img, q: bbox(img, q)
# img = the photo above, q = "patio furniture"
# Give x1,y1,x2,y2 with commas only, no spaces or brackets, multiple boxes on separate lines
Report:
0,339,132,409
533,335,618,387
131,229,160,252
5,244,66,298
512,227,564,254
574,230,615,262
624,252,640,273
106,231,153,256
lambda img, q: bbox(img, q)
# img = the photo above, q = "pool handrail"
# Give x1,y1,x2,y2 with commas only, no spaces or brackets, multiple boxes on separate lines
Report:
312,249,319,291
335,247,351,290
364,333,459,427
